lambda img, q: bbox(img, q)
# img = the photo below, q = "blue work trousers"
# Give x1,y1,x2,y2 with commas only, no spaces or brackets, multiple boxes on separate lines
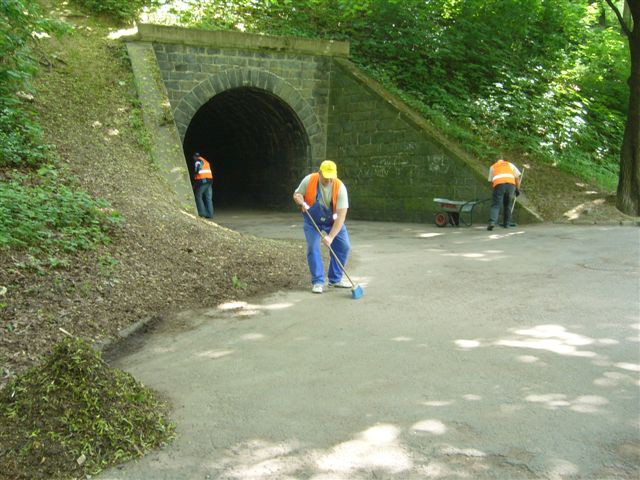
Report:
195,182,214,218
489,183,515,227
303,204,350,285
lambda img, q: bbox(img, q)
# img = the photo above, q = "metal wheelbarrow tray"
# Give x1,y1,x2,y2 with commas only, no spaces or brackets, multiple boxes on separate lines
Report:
432,197,490,227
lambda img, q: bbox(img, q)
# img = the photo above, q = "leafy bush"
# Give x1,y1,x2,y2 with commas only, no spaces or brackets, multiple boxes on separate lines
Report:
0,167,122,256
72,0,160,22
1,0,43,100
0,104,50,168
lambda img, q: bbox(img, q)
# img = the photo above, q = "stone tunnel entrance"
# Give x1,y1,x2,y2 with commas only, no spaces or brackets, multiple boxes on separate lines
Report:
182,87,311,210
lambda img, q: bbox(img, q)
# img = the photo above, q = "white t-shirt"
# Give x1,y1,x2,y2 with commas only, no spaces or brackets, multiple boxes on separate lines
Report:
295,174,349,210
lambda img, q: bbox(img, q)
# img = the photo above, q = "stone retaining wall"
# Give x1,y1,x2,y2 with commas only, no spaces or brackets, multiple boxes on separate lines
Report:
327,59,494,223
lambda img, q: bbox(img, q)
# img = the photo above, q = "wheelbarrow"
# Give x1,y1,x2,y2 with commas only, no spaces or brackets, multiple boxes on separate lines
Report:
433,197,490,227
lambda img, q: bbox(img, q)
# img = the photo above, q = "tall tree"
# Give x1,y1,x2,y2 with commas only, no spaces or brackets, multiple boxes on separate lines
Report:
605,0,639,215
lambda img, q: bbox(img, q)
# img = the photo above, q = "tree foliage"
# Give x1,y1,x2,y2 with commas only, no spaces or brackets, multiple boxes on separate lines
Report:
147,0,629,191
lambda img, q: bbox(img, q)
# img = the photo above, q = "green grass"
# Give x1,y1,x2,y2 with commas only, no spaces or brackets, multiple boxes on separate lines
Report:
0,167,122,264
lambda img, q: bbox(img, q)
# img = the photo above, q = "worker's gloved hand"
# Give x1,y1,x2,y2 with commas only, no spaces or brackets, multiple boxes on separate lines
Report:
515,188,521,197
322,234,333,246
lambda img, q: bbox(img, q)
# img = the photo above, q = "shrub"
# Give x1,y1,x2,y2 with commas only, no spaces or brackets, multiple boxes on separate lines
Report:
72,0,159,22
0,168,122,256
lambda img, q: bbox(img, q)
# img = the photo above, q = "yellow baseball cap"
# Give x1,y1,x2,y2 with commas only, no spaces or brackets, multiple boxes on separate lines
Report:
319,160,337,179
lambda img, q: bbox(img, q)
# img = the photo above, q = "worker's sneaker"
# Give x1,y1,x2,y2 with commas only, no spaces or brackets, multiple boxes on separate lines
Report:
487,224,494,231
329,278,351,288
312,283,323,294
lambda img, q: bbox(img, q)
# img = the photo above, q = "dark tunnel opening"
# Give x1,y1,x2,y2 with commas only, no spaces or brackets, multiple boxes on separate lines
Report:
183,87,311,211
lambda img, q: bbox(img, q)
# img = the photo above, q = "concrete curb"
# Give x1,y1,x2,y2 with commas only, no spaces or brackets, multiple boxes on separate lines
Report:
549,220,640,227
125,41,195,212
552,219,640,227
135,24,350,58
95,314,162,354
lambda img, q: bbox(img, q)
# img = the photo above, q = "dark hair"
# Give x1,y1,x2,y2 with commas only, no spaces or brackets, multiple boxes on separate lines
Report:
194,152,200,158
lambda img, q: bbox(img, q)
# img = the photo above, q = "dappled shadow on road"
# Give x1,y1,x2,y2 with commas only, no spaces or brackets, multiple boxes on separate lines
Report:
450,321,640,425
200,423,541,480
413,227,527,264
98,401,639,478
217,300,297,318
524,393,609,413
454,323,637,364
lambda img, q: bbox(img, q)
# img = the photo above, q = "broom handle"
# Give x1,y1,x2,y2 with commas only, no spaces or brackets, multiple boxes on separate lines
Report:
511,168,524,214
302,206,355,287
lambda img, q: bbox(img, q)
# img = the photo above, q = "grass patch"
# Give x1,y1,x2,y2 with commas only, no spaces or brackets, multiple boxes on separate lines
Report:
0,337,174,479
0,166,122,262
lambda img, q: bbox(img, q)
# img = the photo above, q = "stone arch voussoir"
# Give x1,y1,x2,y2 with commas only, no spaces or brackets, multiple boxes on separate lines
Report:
174,67,322,159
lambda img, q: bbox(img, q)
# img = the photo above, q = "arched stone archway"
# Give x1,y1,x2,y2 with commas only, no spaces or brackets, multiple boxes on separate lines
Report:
175,68,323,209
183,87,310,208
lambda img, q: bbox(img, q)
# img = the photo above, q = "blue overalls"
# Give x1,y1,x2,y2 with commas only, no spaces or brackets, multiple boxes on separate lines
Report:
303,189,351,286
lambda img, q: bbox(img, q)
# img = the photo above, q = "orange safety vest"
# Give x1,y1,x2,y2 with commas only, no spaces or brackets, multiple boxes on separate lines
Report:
304,172,342,214
194,156,213,181
490,160,516,187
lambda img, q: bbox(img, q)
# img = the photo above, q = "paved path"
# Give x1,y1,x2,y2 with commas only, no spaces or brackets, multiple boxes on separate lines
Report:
100,212,640,480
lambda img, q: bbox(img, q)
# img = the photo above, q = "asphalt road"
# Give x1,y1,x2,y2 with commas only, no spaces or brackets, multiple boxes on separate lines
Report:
100,211,640,480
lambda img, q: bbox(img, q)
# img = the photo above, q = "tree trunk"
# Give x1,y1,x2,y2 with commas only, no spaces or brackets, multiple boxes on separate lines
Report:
623,0,632,29
614,1,640,216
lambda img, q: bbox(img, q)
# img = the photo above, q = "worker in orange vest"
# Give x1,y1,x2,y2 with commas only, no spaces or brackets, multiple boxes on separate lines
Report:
293,160,351,294
193,152,214,219
487,157,521,231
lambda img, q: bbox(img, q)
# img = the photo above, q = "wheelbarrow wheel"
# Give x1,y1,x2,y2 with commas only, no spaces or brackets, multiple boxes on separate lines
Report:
434,212,447,227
